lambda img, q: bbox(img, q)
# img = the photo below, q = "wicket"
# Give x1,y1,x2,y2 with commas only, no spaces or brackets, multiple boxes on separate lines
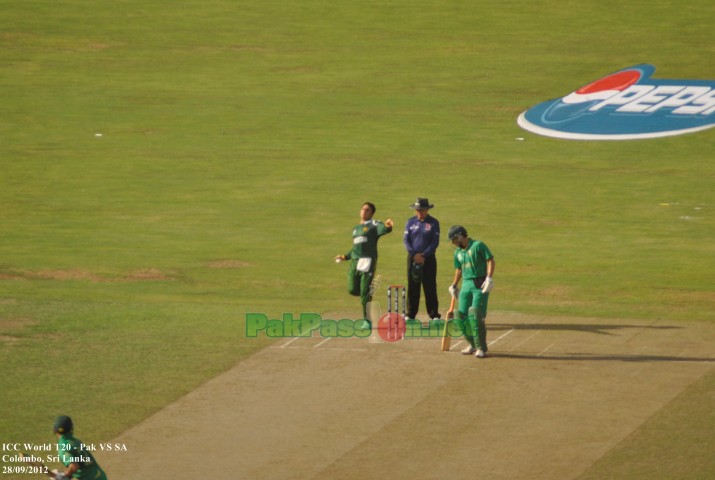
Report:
386,285,406,340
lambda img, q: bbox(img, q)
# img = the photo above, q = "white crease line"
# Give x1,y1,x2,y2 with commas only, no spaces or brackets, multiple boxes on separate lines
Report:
450,340,464,351
488,329,514,347
537,343,554,356
279,337,301,348
508,330,541,352
314,337,332,348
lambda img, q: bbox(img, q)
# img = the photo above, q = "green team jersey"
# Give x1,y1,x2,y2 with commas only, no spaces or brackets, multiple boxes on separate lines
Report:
57,435,107,480
345,220,392,260
454,239,493,280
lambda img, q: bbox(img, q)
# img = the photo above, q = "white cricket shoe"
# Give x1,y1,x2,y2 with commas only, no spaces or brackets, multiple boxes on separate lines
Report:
461,346,476,355
475,349,486,358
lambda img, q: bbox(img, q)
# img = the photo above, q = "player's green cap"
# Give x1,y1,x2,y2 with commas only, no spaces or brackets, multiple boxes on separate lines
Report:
53,415,73,434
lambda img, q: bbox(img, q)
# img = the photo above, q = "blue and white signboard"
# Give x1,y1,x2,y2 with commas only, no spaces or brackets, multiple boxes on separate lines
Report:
518,64,715,140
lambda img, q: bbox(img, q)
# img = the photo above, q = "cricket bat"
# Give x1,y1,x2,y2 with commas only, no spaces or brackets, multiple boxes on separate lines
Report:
441,296,456,351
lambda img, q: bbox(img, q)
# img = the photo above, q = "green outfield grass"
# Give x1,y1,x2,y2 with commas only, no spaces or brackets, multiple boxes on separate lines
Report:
1,0,713,476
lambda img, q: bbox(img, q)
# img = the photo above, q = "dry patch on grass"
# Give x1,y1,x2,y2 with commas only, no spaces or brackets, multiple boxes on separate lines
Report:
0,316,37,345
122,269,176,281
206,260,252,269
0,316,36,330
0,273,25,280
31,269,105,281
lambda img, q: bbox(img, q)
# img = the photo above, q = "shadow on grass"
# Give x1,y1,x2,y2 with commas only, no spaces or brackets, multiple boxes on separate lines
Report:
492,352,715,363
491,323,683,336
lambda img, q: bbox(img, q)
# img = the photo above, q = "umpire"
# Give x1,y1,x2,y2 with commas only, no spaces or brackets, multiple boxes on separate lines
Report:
403,198,441,322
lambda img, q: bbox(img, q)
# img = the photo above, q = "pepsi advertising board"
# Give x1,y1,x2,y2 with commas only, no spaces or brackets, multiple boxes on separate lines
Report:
518,64,715,140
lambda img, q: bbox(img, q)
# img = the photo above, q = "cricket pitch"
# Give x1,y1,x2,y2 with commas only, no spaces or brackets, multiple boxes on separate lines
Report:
103,313,714,479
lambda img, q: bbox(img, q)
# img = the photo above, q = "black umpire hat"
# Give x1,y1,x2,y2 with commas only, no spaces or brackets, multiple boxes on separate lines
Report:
410,198,434,209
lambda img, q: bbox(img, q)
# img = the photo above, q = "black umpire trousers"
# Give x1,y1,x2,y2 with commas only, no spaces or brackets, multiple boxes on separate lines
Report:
406,254,440,319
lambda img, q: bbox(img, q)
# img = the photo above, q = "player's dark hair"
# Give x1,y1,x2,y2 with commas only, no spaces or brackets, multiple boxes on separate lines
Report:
363,202,376,214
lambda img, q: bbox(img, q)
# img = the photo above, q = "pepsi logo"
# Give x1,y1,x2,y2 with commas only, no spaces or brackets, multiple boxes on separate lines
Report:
562,69,642,104
518,64,715,140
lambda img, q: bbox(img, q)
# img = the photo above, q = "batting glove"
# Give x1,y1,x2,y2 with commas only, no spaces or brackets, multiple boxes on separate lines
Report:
481,277,494,294
54,473,70,480
448,284,459,299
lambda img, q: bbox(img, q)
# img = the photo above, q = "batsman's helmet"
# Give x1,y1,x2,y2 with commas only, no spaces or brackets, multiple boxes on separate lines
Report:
447,225,468,240
53,415,73,434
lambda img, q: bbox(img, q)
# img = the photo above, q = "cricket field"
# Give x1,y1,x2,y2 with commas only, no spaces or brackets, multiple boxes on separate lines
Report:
1,1,713,479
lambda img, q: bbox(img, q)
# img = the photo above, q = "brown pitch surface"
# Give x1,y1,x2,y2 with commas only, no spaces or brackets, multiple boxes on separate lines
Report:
103,313,714,479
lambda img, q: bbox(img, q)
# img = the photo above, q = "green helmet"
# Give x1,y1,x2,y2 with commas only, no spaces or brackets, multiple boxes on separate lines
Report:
447,225,467,240
53,415,73,434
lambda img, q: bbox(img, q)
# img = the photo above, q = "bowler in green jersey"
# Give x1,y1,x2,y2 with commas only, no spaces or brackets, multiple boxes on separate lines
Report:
336,202,393,327
447,225,495,358
52,415,108,480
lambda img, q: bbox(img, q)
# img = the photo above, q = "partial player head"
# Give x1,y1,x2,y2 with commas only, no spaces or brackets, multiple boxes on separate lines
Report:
53,415,73,435
448,225,468,247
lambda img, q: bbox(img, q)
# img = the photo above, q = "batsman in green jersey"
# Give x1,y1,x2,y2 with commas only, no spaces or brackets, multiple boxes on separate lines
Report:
447,225,495,358
52,416,108,480
336,202,393,328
